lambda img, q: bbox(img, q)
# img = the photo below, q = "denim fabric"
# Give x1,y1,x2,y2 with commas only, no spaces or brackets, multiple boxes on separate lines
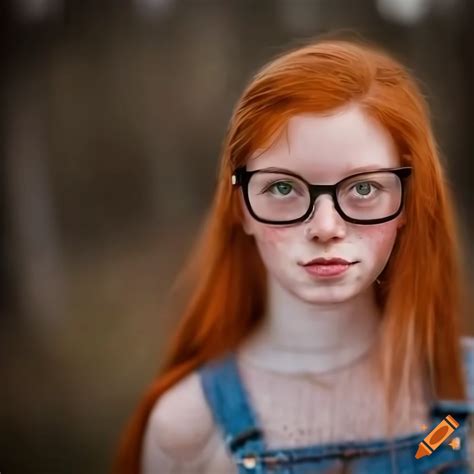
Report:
198,337,474,473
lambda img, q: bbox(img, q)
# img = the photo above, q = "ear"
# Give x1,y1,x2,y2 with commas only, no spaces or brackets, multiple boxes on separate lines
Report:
397,211,406,229
241,209,254,235
242,220,252,235
239,193,254,235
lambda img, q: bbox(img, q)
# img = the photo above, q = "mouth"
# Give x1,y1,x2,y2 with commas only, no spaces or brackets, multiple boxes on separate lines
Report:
300,257,358,266
299,257,359,278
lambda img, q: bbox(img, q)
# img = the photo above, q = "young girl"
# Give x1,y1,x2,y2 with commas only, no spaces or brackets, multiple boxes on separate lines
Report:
113,38,474,473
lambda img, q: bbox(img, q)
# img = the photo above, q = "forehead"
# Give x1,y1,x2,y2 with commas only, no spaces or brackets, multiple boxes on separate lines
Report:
247,104,399,183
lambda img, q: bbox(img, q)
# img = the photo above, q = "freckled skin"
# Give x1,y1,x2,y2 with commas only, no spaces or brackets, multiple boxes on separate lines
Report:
240,104,405,305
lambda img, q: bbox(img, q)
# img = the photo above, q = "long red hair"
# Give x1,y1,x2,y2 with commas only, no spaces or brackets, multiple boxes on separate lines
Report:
111,37,469,473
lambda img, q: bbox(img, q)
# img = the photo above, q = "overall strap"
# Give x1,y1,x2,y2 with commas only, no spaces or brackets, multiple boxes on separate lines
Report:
198,351,266,457
431,335,474,418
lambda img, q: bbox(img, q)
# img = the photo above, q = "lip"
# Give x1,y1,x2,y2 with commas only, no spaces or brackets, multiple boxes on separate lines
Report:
299,257,359,278
301,257,355,266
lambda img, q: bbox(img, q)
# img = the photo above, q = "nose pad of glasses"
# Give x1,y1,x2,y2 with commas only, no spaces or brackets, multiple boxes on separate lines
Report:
303,194,337,224
303,202,316,223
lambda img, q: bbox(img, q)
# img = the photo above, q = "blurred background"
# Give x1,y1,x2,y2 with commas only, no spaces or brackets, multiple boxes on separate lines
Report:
2,0,473,472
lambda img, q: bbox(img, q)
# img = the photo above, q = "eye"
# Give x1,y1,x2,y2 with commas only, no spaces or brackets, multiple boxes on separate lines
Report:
351,181,380,198
269,181,293,196
355,182,371,195
268,181,293,196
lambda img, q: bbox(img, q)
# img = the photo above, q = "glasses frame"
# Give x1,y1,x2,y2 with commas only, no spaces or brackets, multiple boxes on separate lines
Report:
231,166,413,225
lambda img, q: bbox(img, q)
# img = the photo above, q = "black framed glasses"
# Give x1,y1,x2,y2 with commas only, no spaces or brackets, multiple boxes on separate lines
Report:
231,166,412,225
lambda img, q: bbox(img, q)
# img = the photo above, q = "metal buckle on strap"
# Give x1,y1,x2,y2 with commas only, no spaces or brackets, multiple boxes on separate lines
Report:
236,453,259,470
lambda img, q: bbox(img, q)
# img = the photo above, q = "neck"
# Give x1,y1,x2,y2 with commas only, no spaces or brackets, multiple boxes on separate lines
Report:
238,275,382,375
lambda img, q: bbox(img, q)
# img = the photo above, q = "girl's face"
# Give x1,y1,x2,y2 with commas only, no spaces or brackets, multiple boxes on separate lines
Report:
240,104,405,304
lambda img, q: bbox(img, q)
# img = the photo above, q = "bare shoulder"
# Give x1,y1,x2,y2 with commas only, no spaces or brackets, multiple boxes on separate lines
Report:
141,370,217,466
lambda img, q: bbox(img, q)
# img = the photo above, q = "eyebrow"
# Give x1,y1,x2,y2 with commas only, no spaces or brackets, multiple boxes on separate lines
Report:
257,166,299,174
346,164,389,173
256,165,389,175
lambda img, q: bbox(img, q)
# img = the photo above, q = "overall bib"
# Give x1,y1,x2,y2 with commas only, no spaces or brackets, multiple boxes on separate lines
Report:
198,337,474,473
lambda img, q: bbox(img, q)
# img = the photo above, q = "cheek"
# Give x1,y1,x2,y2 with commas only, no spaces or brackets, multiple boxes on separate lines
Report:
254,226,294,262
356,223,399,263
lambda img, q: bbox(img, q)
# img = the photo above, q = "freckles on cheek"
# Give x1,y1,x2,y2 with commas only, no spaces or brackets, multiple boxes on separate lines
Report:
261,226,287,242
255,226,290,258
356,224,398,259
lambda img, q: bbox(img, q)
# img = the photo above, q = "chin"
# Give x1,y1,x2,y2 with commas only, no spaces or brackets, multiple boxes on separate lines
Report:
293,285,359,305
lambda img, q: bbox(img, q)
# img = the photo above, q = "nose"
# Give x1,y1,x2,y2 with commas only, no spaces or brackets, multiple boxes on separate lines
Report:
303,195,347,241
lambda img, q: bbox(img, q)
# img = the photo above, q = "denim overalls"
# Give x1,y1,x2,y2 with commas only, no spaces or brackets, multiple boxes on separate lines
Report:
198,336,474,473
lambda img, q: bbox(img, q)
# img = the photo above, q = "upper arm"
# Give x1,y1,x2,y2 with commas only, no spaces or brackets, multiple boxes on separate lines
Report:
140,370,217,474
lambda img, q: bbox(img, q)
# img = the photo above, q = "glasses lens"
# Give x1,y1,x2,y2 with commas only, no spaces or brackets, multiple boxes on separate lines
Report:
337,172,402,220
248,172,310,222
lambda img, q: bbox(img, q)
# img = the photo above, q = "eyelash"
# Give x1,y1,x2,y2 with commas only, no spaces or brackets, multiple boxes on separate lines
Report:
261,180,302,195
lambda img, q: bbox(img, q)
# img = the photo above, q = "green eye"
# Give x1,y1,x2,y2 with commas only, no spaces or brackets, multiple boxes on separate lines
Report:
355,182,371,195
269,182,293,195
